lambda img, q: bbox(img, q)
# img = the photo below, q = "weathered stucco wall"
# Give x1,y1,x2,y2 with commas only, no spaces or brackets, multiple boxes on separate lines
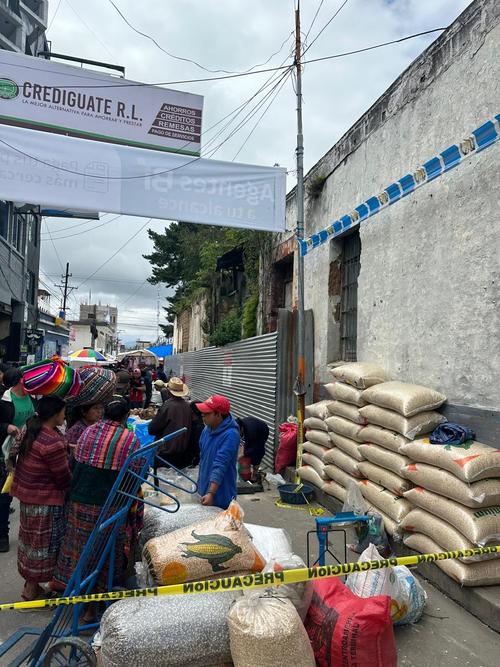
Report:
295,0,500,408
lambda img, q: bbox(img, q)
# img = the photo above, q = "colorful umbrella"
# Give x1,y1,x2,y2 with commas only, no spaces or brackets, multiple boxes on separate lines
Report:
69,348,109,362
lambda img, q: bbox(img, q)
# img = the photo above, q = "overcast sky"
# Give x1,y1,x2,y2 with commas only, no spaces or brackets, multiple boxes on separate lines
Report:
40,0,471,345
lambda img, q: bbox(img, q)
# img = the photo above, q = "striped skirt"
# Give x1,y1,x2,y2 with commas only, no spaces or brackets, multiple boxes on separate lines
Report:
18,503,65,584
52,500,127,593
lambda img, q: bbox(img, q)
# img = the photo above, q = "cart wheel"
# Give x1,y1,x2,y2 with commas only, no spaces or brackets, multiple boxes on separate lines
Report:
42,637,97,667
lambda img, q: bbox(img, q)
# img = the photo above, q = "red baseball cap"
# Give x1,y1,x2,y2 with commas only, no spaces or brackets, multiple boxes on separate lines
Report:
196,394,231,414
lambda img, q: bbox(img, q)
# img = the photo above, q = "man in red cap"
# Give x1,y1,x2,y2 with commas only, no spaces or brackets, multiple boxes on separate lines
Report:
195,395,240,509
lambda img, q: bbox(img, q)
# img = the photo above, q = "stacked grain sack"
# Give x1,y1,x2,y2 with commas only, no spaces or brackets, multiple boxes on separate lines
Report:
321,363,390,504
356,380,447,537
399,438,500,586
297,400,333,491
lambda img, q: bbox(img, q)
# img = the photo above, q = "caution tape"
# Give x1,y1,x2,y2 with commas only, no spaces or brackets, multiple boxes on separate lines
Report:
1,545,498,613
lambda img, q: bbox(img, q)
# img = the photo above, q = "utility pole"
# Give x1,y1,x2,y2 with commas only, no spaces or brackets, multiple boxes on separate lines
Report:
294,1,307,483
54,262,77,320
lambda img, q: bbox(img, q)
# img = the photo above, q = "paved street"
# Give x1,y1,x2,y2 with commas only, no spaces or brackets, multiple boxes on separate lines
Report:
1,492,499,665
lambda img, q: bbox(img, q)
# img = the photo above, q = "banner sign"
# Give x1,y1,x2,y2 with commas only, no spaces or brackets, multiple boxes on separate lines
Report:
0,125,286,232
0,50,203,155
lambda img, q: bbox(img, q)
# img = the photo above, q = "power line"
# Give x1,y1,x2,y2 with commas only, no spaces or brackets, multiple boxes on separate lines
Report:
67,0,116,60
304,0,350,55
40,212,114,237
0,27,446,90
44,219,65,273
232,70,292,161
107,0,294,76
304,0,325,41
47,0,64,32
41,214,123,241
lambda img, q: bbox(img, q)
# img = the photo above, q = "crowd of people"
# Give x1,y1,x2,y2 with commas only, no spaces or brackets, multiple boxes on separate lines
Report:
0,360,269,607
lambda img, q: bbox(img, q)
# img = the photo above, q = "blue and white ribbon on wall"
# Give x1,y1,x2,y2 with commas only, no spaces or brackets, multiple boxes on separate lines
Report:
299,114,500,257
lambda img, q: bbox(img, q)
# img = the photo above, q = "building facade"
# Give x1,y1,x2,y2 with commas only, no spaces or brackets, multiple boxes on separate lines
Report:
0,0,48,363
69,321,116,357
264,0,499,436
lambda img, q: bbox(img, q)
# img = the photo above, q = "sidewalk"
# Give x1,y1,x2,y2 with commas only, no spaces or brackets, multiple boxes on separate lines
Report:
1,493,499,666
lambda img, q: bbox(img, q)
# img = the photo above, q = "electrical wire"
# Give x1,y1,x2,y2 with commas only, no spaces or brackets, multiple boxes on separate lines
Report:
44,219,65,273
47,0,64,32
118,278,151,308
41,214,123,241
303,0,350,55
67,1,117,60
232,70,292,161
107,0,294,76
40,212,114,238
304,0,325,41
0,27,445,90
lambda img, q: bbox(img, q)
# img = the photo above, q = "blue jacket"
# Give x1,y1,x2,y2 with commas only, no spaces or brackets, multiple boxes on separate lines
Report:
198,415,240,509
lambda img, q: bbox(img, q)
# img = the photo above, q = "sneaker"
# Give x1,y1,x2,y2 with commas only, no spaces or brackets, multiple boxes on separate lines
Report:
0,536,9,552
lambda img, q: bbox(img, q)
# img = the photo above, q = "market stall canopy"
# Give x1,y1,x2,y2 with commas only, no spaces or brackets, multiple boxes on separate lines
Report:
0,51,286,232
147,344,173,358
117,349,158,360
68,348,112,367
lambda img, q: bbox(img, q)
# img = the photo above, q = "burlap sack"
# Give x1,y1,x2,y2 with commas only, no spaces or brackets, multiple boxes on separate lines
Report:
323,480,346,502
358,461,412,496
358,479,413,523
324,464,354,488
358,444,411,476
304,417,328,432
303,441,330,461
297,465,325,490
400,438,500,482
305,401,334,420
361,381,446,417
143,502,265,585
404,533,500,586
359,424,409,453
325,415,364,442
402,462,500,509
323,447,361,478
327,400,367,425
324,381,366,407
404,487,500,546
228,596,316,667
331,362,389,389
305,429,332,448
359,405,446,440
330,433,365,462
302,452,328,479
400,508,499,563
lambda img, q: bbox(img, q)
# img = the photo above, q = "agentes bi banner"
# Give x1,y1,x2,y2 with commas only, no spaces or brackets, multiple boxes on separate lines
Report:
0,50,203,156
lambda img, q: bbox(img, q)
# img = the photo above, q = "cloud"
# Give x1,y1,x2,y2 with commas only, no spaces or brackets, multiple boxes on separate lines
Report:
40,0,471,341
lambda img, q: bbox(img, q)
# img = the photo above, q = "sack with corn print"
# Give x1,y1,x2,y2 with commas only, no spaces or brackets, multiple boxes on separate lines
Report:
143,501,266,585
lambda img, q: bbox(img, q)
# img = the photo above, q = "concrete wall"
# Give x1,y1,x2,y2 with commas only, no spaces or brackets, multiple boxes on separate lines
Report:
290,0,500,410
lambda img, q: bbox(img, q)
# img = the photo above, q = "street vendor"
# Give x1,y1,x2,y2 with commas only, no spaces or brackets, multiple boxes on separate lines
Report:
129,368,145,409
195,395,240,509
236,416,269,482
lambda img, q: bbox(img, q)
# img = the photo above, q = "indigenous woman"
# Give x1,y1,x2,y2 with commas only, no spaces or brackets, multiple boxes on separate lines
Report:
10,396,70,601
65,402,103,452
53,398,142,603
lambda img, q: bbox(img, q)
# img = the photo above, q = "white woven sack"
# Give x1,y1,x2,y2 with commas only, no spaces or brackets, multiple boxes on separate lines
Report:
400,508,499,563
331,362,389,389
324,381,366,406
297,465,325,490
358,444,411,476
330,433,365,462
323,480,347,502
404,533,500,586
305,429,332,448
361,381,446,417
404,487,500,546
303,417,328,432
402,462,500,509
400,439,500,482
358,461,412,496
303,441,330,461
359,405,446,440
323,447,361,477
358,479,412,523
325,415,364,442
301,452,328,479
358,424,409,453
305,400,334,420
327,400,366,425
323,464,354,488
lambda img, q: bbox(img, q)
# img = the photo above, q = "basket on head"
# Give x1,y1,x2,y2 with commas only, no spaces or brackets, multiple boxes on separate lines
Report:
278,483,314,505
66,366,117,407
21,357,81,398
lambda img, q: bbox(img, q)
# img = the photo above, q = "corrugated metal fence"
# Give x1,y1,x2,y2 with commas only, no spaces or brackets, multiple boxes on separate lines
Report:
164,332,278,469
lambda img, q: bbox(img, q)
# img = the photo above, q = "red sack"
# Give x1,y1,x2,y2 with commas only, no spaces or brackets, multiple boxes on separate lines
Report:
305,577,397,667
275,422,298,473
